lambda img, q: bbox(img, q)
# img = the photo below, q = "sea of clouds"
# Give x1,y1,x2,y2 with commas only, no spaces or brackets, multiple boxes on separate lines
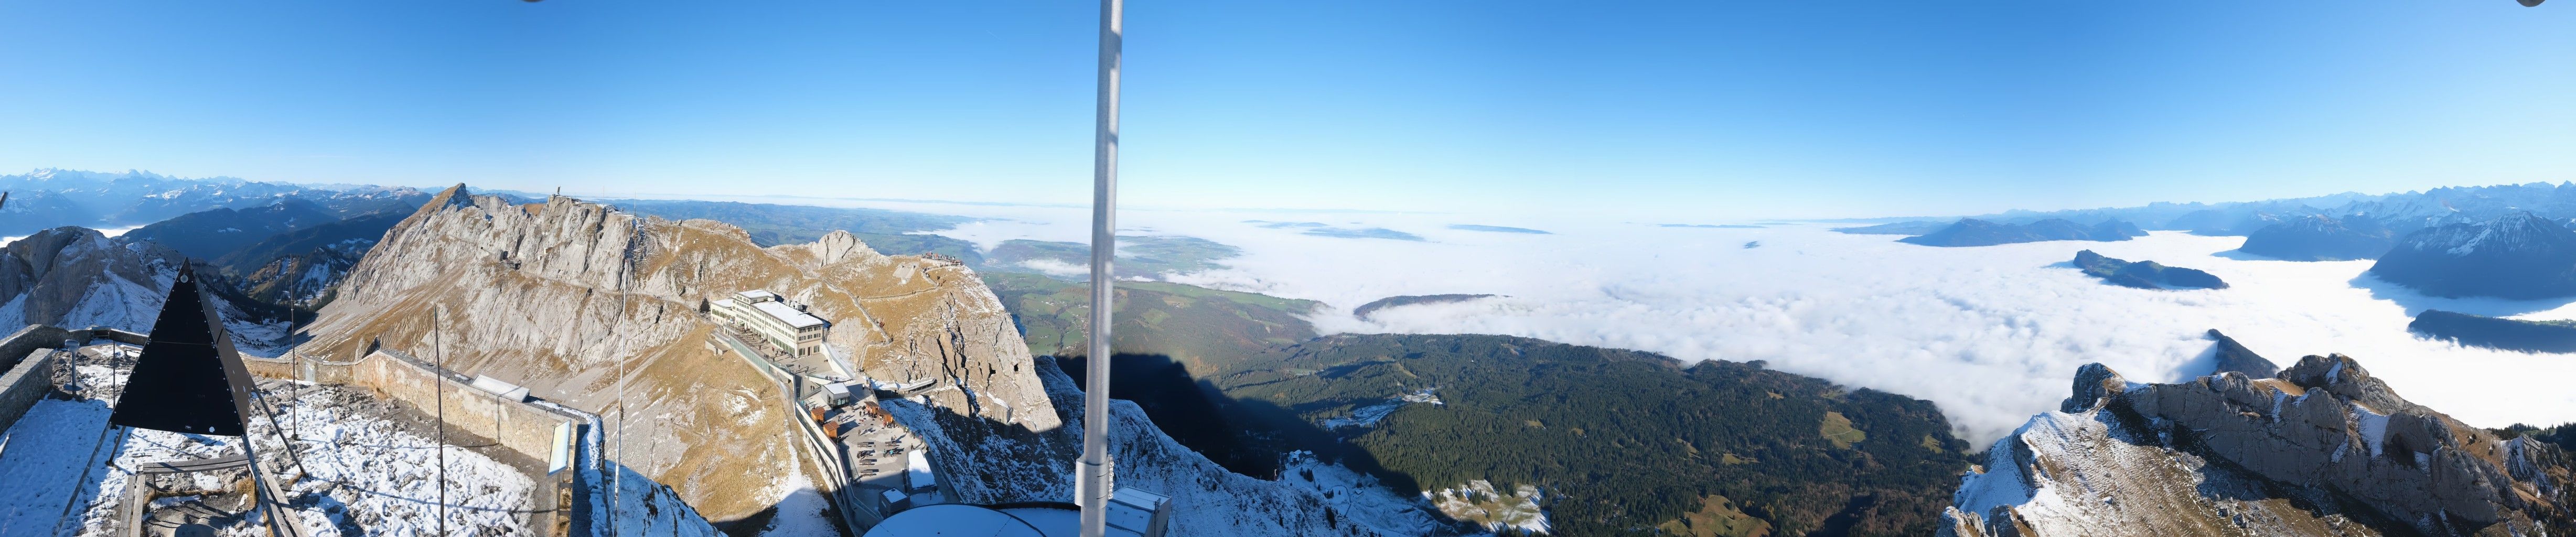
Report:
704,196,2576,444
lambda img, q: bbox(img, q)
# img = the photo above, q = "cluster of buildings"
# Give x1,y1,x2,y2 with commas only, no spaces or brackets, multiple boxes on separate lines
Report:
705,288,1171,536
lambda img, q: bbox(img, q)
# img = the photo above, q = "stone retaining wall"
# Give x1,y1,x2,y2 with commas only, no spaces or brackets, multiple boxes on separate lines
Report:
0,348,59,434
0,325,151,433
251,346,592,535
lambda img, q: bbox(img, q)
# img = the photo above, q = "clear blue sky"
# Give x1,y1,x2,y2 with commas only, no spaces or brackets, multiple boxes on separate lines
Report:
2,1,2569,219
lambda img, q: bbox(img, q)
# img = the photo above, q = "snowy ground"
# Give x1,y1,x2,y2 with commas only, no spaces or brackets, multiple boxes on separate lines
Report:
752,472,839,537
0,344,715,536
40,375,541,536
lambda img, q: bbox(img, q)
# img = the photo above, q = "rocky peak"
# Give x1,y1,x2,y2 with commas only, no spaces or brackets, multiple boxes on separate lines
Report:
1948,355,2573,536
801,230,887,266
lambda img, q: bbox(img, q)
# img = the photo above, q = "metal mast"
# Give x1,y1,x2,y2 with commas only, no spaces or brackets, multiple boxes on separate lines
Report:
434,305,448,536
1077,0,1123,534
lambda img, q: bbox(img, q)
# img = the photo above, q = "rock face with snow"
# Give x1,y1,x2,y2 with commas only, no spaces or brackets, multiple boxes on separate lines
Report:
1942,355,2574,537
0,227,291,353
0,227,181,331
2369,212,2576,299
2239,215,2398,261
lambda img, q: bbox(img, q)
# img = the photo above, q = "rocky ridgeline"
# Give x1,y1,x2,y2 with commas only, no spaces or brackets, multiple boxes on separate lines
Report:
304,185,1060,522
1944,354,2572,536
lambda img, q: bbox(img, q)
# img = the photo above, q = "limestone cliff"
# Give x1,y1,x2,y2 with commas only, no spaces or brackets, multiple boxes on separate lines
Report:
302,185,1060,525
1943,355,2573,537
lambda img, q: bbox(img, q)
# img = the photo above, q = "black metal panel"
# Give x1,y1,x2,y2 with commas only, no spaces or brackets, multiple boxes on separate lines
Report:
109,265,258,436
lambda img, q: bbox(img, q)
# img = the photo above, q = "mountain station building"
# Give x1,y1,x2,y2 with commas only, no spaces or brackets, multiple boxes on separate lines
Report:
711,289,830,357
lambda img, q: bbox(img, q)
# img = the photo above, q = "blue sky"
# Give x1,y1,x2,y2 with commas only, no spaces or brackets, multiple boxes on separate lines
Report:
2,1,2569,219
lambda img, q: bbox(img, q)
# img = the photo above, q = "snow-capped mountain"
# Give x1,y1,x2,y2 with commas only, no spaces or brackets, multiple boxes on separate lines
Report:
0,168,431,237
1942,355,2573,536
2368,212,2576,299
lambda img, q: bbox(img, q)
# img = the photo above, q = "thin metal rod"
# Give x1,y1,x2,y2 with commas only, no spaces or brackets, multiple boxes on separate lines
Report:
435,306,448,536
1078,0,1123,535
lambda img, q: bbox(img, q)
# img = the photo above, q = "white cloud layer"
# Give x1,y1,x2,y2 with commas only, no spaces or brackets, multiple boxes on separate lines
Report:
727,196,2576,444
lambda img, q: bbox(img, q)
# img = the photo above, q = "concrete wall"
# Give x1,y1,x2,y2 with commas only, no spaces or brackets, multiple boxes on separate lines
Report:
249,346,593,535
0,325,151,434
249,349,574,472
0,349,59,434
0,325,74,372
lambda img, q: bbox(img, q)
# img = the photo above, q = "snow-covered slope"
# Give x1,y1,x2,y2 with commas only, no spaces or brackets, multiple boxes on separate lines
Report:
1942,356,2574,537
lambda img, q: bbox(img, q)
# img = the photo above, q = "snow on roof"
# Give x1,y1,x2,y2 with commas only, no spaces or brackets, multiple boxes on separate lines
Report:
753,300,828,329
1106,500,1156,535
996,507,1085,537
863,504,1044,537
1111,488,1170,509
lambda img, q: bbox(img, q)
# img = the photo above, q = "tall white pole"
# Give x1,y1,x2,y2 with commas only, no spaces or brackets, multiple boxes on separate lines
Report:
435,306,448,536
1078,0,1123,535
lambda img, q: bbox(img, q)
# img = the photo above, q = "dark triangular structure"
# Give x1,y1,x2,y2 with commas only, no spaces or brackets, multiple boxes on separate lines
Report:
109,265,259,436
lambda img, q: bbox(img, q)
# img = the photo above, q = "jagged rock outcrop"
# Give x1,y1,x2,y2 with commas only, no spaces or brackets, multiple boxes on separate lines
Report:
2205,329,2279,378
802,230,888,266
302,185,1058,524
2370,212,2576,299
1945,355,2574,537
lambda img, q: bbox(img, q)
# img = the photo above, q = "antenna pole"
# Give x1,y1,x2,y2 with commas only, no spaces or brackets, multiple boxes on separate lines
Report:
434,306,448,536
1078,0,1123,534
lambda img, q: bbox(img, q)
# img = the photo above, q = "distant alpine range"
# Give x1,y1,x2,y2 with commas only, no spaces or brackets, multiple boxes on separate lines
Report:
2369,213,2576,299
2238,214,2398,261
1892,218,2147,246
